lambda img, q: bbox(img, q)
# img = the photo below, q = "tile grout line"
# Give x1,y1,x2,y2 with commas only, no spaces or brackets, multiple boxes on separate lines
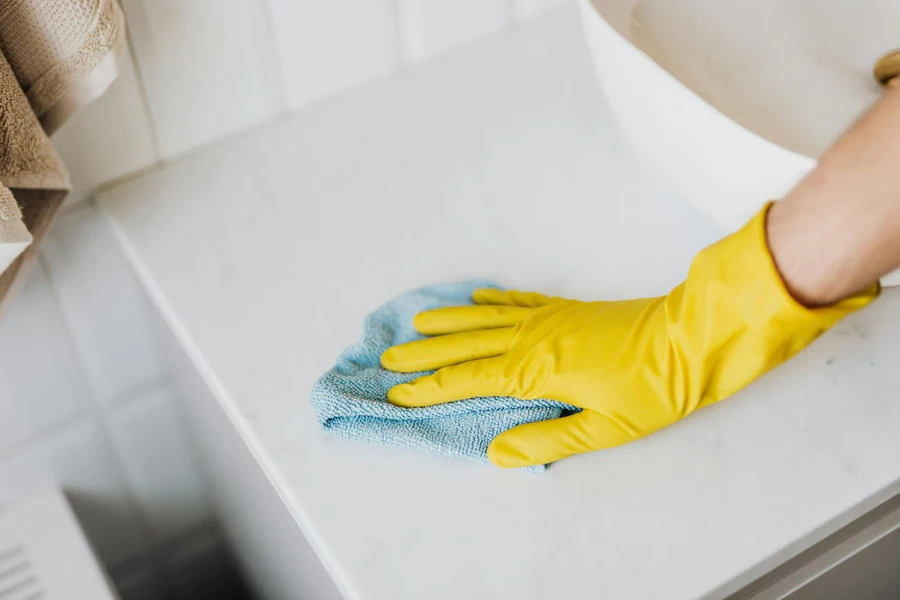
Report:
258,0,291,114
118,9,165,169
35,254,176,596
508,0,520,24
387,0,410,68
393,0,417,65
85,162,168,206
0,372,175,464
106,372,176,412
0,410,94,465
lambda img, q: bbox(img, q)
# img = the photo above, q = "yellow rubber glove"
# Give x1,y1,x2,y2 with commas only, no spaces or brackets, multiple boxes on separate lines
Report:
381,204,880,468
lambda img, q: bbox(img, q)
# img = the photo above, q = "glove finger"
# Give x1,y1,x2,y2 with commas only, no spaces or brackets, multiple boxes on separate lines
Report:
472,288,556,307
380,327,515,373
487,411,637,468
413,305,532,335
387,357,509,407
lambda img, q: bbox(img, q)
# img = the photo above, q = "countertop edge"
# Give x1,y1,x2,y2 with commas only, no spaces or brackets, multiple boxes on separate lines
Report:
95,200,360,600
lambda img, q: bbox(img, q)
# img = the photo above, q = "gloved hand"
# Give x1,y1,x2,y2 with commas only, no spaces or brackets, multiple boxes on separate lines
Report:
381,205,879,468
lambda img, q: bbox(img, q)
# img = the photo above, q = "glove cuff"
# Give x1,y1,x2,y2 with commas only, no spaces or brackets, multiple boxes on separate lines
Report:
694,202,879,331
675,203,879,406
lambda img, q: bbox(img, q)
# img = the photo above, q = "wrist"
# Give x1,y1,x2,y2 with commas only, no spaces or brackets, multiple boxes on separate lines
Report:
765,199,845,306
767,195,899,307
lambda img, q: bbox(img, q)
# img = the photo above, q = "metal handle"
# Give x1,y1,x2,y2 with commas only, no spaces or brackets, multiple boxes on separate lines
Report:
874,49,900,88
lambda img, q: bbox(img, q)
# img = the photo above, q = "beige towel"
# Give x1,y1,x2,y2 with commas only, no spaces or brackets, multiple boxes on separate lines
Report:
0,0,125,301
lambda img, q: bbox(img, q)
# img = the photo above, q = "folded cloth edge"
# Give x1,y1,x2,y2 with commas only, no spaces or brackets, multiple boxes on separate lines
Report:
310,280,578,472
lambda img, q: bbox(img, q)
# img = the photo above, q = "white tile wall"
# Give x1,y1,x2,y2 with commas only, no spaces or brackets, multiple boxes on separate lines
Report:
51,54,158,206
108,383,210,545
119,0,283,159
54,1,570,204
41,206,169,406
269,0,398,109
398,0,511,63
0,264,92,452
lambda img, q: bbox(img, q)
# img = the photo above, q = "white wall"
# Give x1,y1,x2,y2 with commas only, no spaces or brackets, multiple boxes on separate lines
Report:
50,0,572,204
0,204,227,598
0,0,571,597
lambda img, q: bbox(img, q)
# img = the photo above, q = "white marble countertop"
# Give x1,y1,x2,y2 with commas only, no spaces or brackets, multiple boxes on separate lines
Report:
98,7,900,599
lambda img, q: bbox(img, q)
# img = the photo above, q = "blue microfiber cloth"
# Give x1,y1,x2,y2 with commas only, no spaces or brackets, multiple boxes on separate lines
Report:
310,280,575,471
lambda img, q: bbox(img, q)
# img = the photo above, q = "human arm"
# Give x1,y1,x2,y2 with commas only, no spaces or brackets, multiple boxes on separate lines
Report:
769,84,900,305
